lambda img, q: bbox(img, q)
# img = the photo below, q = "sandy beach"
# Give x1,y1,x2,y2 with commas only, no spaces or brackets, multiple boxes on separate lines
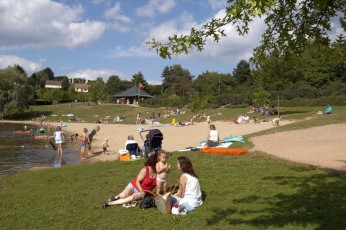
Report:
4,119,346,171
50,119,292,153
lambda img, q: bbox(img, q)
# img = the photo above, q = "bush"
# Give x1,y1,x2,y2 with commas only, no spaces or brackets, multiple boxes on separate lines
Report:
224,103,249,108
34,100,53,105
282,83,321,99
273,95,346,107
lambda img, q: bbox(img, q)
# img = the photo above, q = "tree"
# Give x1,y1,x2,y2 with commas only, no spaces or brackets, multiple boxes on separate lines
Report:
131,72,148,88
55,76,70,90
88,78,105,102
147,0,345,59
331,35,346,82
0,66,34,117
253,50,301,113
188,96,209,113
161,65,194,98
72,78,86,84
105,75,122,98
233,60,252,84
14,65,27,77
193,71,236,97
252,87,270,106
35,68,54,88
42,89,65,104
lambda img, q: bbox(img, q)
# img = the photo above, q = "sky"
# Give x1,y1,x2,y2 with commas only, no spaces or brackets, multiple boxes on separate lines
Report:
0,0,344,85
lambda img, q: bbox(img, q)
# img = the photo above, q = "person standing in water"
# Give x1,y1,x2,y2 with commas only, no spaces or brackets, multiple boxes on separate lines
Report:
54,126,64,166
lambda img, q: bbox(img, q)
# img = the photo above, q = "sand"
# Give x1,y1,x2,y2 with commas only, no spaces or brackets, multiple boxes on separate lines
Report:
4,119,346,171
250,123,346,171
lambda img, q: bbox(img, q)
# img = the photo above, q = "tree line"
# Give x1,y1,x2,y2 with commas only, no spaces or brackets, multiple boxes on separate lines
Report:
0,36,345,118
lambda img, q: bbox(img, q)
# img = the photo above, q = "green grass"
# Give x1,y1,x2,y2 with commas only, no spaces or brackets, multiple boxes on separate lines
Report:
16,103,261,124
1,152,346,229
1,105,346,229
17,103,346,127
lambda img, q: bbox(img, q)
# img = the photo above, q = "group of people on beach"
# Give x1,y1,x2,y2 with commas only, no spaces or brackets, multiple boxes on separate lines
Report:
26,124,101,166
102,151,203,215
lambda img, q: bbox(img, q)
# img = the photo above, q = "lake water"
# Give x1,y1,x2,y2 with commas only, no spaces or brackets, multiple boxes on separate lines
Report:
0,122,80,177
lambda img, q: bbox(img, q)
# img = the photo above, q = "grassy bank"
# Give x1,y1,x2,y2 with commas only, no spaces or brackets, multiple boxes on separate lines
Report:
1,152,345,229
14,103,345,125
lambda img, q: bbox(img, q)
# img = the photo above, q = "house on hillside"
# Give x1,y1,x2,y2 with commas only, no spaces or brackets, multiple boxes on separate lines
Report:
74,83,89,93
45,80,62,89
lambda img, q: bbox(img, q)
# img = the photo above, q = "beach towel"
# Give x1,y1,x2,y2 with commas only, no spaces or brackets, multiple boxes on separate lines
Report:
221,136,245,143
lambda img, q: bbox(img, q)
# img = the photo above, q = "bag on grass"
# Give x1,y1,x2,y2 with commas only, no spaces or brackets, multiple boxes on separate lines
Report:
139,195,154,209
142,190,172,214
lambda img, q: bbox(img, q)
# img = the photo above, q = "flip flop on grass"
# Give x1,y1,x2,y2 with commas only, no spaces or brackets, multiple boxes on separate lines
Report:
122,203,132,208
131,201,137,207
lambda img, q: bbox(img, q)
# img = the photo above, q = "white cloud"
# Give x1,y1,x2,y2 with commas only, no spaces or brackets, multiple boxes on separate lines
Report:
68,68,128,82
136,0,176,17
104,2,131,23
107,22,130,33
208,0,227,10
0,0,106,49
329,14,346,42
104,2,131,32
187,11,266,63
145,9,265,64
0,55,42,74
106,7,265,65
91,0,108,4
108,45,154,58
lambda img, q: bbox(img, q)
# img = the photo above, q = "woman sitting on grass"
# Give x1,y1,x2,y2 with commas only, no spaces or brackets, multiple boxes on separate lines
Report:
171,156,203,215
102,152,159,208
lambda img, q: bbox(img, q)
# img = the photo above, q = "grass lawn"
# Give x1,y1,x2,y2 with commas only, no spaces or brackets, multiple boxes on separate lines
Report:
1,152,345,229
1,105,346,229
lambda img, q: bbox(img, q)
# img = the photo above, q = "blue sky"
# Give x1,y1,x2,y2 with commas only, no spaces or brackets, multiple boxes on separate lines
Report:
0,0,343,84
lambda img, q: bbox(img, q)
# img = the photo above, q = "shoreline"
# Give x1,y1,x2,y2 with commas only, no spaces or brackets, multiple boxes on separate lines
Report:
3,119,346,171
2,119,294,162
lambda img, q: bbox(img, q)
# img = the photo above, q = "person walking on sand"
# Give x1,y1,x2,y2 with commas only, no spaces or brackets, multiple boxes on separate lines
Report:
54,126,64,165
87,126,100,156
80,128,88,159
136,112,141,125
206,115,211,125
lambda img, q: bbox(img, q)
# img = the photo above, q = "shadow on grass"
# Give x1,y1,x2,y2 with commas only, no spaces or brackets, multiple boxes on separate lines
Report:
206,168,346,229
279,110,310,115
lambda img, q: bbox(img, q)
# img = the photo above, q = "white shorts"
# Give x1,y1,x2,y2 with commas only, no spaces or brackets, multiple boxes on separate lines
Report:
156,177,167,183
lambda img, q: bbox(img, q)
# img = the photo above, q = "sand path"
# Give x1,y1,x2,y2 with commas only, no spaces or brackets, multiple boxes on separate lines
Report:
250,123,346,171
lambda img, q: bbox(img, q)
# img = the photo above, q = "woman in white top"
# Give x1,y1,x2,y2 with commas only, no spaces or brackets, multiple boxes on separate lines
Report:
172,156,203,214
206,124,219,147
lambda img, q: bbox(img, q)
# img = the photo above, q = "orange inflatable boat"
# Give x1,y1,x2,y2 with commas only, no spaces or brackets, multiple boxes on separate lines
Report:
199,147,248,155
